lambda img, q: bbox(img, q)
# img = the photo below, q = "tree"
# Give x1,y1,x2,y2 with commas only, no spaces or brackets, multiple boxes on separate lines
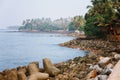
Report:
84,0,120,38
73,16,85,30
68,22,75,31
19,17,73,31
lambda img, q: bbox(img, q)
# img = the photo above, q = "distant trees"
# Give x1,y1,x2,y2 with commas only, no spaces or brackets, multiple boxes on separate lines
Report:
68,16,85,31
68,22,75,31
19,18,73,32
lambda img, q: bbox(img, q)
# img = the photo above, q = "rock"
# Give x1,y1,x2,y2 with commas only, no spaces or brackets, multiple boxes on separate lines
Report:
43,58,60,77
104,68,112,75
28,72,49,80
71,77,80,80
98,56,104,61
88,52,97,59
89,65,102,73
87,69,97,79
114,54,120,60
106,63,114,69
28,62,39,75
102,63,113,75
108,60,120,80
94,75,108,80
99,57,111,65
69,64,76,68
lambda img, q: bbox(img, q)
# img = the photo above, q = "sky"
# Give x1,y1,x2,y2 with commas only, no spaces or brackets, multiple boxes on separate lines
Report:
0,0,91,29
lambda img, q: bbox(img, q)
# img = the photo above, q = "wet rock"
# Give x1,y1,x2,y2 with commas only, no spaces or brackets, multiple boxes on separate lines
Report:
108,60,120,80
43,58,60,77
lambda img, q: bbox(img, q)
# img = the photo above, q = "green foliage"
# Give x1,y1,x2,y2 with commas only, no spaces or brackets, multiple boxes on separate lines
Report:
84,16,105,38
78,26,84,31
84,0,120,38
67,15,85,31
68,22,75,31
73,16,86,30
19,18,72,31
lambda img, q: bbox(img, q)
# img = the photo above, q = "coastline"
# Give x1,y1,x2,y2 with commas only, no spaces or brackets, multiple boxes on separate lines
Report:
0,33,120,79
58,38,120,80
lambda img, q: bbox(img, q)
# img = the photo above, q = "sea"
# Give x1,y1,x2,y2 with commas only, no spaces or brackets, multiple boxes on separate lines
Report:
0,30,86,71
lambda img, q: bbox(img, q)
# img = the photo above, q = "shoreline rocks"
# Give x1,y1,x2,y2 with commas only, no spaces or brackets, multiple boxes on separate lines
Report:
0,38,120,80
58,38,120,80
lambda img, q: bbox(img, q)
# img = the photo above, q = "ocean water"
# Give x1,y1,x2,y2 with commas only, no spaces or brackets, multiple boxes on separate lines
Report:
0,31,86,71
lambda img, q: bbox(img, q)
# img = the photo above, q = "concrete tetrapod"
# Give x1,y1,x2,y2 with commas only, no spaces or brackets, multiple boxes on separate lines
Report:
17,66,27,80
27,62,40,75
28,62,49,80
43,58,60,77
28,72,49,80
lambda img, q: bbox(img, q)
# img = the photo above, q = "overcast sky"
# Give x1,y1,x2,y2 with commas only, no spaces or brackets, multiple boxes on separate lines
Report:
0,0,91,29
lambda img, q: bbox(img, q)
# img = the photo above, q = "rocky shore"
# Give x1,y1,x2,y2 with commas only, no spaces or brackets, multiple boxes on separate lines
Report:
59,38,120,80
0,38,120,80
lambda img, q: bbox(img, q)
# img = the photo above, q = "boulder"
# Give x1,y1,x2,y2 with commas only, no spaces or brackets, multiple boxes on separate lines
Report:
87,69,97,79
108,60,120,80
104,63,113,75
27,62,39,75
88,52,97,59
28,72,49,80
43,58,60,76
94,75,108,80
114,54,120,60
89,65,102,73
106,63,114,69
105,68,112,75
99,57,111,65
